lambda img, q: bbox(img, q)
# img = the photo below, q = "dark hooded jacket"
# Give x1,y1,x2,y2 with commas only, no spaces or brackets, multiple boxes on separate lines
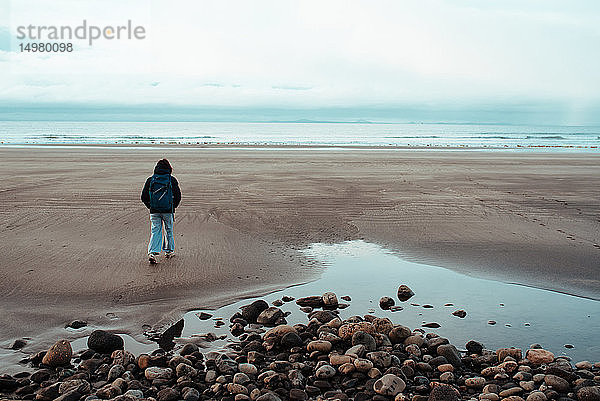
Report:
141,160,181,213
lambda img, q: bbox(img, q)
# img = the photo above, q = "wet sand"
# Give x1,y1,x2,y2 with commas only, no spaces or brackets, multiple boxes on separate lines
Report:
1,146,599,349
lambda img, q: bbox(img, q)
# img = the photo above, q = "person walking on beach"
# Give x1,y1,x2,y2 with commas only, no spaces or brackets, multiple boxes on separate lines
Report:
141,159,181,264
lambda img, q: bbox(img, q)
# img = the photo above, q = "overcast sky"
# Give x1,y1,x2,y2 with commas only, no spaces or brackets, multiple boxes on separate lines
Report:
1,0,600,124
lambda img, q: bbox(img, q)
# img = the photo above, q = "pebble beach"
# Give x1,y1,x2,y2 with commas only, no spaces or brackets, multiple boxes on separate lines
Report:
2,289,599,401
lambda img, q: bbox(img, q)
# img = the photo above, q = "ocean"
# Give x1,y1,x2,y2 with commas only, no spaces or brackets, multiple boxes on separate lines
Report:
0,121,599,151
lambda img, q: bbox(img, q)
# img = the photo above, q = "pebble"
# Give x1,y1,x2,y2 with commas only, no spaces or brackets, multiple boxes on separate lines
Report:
3,294,596,401
397,285,415,301
379,296,395,310
526,392,547,401
465,377,486,388
373,373,406,396
322,292,339,307
436,344,462,367
256,307,285,326
452,309,467,318
42,339,72,367
87,330,123,354
526,349,554,364
575,360,593,370
315,364,336,379
307,340,332,353
144,366,172,380
577,386,600,401
544,374,571,393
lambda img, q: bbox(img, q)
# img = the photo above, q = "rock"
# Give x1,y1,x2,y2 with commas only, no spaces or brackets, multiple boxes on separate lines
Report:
233,372,251,385
452,310,467,318
520,381,536,391
423,322,441,328
379,297,395,310
437,344,462,367
111,349,135,366
322,292,339,307
346,344,366,357
227,383,249,395
397,285,415,301
11,339,27,349
196,312,212,320
42,339,72,367
373,374,406,396
59,379,91,395
372,317,394,335
438,363,454,372
87,330,123,354
352,331,377,351
157,387,180,401
180,343,199,356
31,370,52,384
96,384,121,399
354,358,374,372
289,388,308,400
56,389,85,401
240,300,269,323
216,354,237,374
527,392,547,401
35,382,61,400
499,387,523,397
389,325,412,343
124,389,145,398
182,388,200,401
526,349,555,364
577,387,600,401
144,366,172,380
367,351,392,368
176,362,197,377
66,320,87,329
264,325,297,341
315,365,336,379
107,364,124,381
488,320,497,325
466,340,484,354
309,310,338,323
428,384,460,401
239,363,258,375
575,360,593,370
544,375,570,393
466,377,486,388
330,354,353,365
256,307,285,326
296,296,324,308
338,322,375,340
281,331,303,348
497,347,522,362
256,393,282,401
307,340,332,353
440,372,454,383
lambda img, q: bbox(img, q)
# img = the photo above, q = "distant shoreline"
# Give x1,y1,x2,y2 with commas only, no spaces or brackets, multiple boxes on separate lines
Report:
0,142,598,151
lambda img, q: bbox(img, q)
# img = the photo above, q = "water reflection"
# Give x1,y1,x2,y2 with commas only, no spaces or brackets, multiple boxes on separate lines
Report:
182,240,599,361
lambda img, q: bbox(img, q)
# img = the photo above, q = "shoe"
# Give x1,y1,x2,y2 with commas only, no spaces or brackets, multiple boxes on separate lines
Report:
148,253,158,264
165,251,175,259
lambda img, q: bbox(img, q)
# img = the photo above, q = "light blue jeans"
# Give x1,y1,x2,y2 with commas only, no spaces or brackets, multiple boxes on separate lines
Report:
148,213,175,254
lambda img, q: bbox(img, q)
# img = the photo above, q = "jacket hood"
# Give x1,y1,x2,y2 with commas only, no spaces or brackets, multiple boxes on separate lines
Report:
154,159,172,174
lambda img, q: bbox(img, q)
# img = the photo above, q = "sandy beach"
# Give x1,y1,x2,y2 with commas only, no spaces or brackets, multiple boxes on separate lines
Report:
1,146,599,349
